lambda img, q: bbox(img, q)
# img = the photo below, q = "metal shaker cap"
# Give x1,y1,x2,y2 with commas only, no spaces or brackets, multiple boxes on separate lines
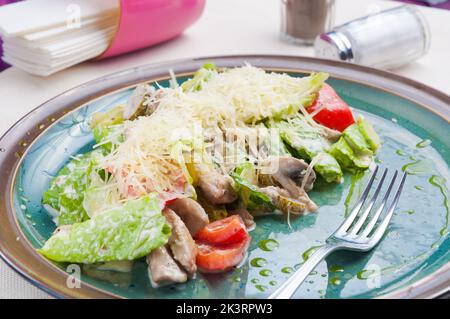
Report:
314,31,354,62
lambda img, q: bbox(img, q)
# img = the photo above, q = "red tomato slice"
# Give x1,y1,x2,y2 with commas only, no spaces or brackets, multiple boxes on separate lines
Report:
195,215,247,245
307,83,355,132
196,234,251,273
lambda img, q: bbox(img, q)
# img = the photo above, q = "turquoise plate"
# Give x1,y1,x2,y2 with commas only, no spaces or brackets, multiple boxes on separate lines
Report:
0,56,449,298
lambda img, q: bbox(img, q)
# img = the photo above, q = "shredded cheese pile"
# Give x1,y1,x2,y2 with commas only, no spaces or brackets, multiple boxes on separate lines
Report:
99,65,325,200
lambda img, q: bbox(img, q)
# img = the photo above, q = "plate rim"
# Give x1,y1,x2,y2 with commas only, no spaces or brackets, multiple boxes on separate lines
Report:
0,54,449,299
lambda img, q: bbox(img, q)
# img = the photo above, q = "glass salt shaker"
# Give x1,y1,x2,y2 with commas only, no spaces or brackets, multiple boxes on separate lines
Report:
314,5,431,69
281,0,336,45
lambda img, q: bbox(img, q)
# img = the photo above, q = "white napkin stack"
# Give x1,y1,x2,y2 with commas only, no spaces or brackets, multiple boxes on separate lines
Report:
0,0,119,76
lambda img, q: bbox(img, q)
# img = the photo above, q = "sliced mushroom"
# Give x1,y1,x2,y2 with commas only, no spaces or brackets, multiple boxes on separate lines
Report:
146,245,187,288
163,208,197,276
260,186,317,214
168,197,209,236
197,170,237,205
124,85,162,120
259,156,316,195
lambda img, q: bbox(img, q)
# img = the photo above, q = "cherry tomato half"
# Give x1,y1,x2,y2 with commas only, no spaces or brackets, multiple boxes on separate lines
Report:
195,215,248,245
307,83,355,132
196,233,251,273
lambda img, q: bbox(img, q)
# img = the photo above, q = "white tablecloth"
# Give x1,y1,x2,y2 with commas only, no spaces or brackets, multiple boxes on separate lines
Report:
0,0,449,299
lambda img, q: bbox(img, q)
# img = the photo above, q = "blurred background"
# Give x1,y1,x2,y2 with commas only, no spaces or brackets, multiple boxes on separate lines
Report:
0,0,450,73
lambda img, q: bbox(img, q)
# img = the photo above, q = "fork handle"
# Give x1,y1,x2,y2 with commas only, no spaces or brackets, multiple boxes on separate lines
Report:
268,244,337,299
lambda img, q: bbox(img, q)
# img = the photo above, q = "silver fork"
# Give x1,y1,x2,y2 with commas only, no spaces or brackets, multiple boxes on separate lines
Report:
268,166,407,299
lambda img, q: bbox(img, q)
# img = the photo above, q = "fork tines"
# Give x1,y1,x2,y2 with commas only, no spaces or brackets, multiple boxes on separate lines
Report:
335,166,407,242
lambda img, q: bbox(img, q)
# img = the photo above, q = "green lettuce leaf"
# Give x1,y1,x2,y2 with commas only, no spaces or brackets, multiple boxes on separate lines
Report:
38,194,171,263
271,117,331,160
230,163,275,212
343,123,373,156
313,152,343,183
181,63,217,92
92,124,125,154
42,151,101,225
329,137,372,170
357,116,380,151
90,106,126,153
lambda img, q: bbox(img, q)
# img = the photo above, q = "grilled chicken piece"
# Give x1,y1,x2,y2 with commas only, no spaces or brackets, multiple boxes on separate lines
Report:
163,208,198,276
259,156,316,195
229,207,255,230
197,170,237,205
168,197,209,236
260,186,317,214
146,245,187,288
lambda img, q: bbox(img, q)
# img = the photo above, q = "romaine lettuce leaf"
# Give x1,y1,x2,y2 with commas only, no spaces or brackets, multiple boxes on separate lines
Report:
90,106,126,153
89,105,124,129
270,117,344,182
313,152,343,183
38,194,171,263
42,151,101,225
357,116,380,151
181,63,217,92
92,124,125,154
230,163,275,212
271,117,331,160
329,137,372,170
343,124,373,156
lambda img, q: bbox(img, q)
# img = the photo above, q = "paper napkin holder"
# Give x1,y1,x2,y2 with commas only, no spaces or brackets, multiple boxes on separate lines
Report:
98,0,206,59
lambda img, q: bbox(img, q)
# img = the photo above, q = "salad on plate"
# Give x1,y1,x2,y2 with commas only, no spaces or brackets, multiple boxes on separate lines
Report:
38,64,380,287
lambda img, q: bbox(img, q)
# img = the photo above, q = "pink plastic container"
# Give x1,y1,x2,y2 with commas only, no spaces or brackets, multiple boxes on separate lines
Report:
99,0,206,59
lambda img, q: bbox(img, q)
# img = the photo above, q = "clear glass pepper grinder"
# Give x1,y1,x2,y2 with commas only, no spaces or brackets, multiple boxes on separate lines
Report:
314,6,431,69
281,0,336,45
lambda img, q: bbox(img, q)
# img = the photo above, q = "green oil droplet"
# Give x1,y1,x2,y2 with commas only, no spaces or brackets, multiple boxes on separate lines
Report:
251,278,259,284
258,239,279,252
429,175,449,240
403,210,415,215
281,266,294,274
330,265,344,273
302,245,322,261
401,160,430,175
414,185,423,190
321,274,327,278
269,281,277,286
330,277,341,285
357,269,376,280
250,257,267,268
396,149,406,156
232,276,241,283
344,171,365,217
255,285,267,292
416,139,431,148
259,269,272,277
